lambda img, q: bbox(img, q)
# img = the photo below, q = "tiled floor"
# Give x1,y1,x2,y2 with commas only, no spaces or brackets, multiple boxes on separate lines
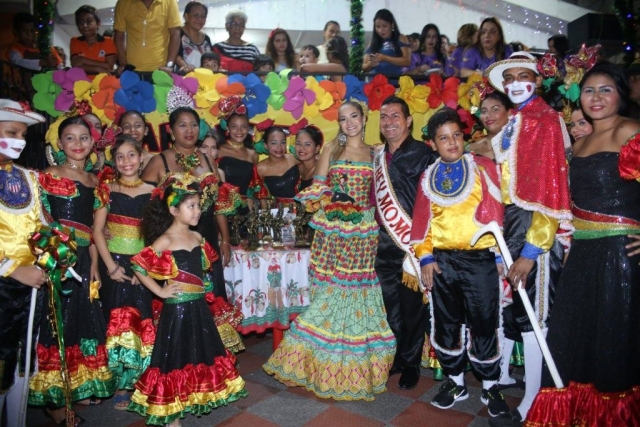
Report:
26,333,524,426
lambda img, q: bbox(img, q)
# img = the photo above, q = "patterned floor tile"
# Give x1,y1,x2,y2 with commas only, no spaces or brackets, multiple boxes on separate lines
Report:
303,407,386,427
217,412,281,427
391,401,476,427
333,390,413,423
246,391,329,427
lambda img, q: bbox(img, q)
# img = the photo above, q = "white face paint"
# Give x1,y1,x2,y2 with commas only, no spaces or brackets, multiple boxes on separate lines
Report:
504,80,536,104
0,138,26,159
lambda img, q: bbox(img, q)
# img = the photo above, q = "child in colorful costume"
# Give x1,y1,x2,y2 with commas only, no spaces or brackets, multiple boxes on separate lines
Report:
0,99,47,426
93,135,156,409
30,116,116,424
129,172,246,426
410,108,508,416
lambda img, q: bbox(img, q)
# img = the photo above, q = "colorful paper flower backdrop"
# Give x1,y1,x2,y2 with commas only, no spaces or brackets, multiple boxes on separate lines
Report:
36,68,495,150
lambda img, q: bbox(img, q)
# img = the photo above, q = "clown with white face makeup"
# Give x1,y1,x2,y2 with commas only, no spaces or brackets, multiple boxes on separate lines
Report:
0,99,48,426
485,53,573,427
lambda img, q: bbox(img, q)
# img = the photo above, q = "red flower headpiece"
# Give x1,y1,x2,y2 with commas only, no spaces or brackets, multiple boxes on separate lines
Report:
537,53,558,78
217,95,247,119
95,124,123,151
566,44,600,71
255,118,274,132
289,118,309,136
72,100,93,117
471,79,495,101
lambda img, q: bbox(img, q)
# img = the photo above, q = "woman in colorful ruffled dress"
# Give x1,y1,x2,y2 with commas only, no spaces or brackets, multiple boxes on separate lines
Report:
263,101,396,401
524,62,640,427
29,117,116,424
142,106,243,352
128,173,246,426
93,135,156,410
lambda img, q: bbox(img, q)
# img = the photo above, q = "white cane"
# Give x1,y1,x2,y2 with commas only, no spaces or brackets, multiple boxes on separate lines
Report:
18,266,83,426
470,221,564,389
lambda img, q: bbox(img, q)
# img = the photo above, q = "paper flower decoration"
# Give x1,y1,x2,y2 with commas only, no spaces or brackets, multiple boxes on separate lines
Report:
215,75,246,98
265,71,290,110
152,70,174,113
304,77,333,119
457,108,476,135
424,74,458,110
237,74,270,119
32,71,62,117
90,75,121,120
189,68,224,108
397,76,430,114
53,68,90,112
283,76,316,120
344,75,368,103
318,80,346,121
114,71,156,113
363,74,395,111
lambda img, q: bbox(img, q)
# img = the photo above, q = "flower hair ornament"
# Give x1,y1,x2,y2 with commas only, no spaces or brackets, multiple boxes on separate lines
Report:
217,95,247,130
468,78,495,116
152,172,219,211
560,44,601,102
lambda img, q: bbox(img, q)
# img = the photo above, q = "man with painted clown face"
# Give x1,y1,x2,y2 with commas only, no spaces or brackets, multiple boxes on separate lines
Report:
0,99,48,426
484,52,572,427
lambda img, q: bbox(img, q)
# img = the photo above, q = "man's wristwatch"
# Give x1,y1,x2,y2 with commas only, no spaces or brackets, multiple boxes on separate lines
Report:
166,61,174,68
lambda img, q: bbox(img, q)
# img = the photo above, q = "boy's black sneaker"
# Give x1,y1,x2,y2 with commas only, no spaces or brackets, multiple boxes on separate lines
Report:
481,384,510,417
431,379,468,409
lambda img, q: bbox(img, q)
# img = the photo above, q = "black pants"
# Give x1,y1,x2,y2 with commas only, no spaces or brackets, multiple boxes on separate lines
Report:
503,205,563,337
376,230,428,368
431,249,501,380
0,277,42,391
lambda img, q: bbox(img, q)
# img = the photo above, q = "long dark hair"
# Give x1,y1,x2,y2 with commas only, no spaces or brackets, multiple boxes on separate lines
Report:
368,9,403,56
326,35,349,69
142,183,200,245
58,116,91,138
266,28,296,69
580,61,630,117
474,17,508,61
419,24,445,66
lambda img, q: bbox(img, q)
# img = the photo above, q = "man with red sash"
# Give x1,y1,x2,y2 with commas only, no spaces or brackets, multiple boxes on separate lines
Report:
373,96,437,390
485,52,572,427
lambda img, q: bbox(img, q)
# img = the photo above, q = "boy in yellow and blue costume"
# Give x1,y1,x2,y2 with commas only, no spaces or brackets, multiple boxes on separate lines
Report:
410,108,508,417
0,99,47,425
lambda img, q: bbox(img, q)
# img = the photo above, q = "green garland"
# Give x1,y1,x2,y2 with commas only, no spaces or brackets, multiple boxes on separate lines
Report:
34,0,56,59
612,0,636,66
349,0,365,76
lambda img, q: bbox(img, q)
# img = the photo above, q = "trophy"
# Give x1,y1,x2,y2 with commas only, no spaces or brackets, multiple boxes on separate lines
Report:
294,202,313,248
272,203,285,249
246,201,260,250
229,214,244,247
258,206,273,248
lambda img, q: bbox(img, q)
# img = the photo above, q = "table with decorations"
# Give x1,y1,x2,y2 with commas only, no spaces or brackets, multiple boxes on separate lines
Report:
224,247,311,348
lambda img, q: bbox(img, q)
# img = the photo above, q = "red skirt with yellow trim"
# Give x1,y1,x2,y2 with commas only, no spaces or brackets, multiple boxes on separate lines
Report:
128,250,246,425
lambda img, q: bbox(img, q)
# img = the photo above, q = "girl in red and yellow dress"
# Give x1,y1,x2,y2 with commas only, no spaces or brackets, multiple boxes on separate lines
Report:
128,173,246,426
92,135,156,410
29,117,116,425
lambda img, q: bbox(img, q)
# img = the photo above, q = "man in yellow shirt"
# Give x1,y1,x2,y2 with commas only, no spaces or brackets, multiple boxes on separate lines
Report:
113,0,182,77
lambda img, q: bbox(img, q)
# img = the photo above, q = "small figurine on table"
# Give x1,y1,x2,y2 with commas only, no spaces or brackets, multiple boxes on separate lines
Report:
246,201,260,250
229,214,244,247
272,204,285,248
